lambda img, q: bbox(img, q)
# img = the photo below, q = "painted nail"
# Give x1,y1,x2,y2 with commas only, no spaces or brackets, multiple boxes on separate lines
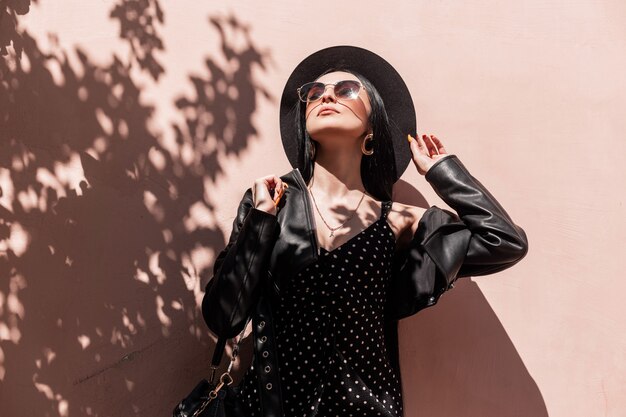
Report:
407,134,413,143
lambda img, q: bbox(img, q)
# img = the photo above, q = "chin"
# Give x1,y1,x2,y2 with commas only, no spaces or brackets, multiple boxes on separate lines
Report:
307,123,365,141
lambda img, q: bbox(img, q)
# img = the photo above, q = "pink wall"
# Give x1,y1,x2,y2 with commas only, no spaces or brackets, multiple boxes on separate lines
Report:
1,1,625,416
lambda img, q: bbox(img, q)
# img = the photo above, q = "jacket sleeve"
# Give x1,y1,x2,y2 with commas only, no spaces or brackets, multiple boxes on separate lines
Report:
202,188,279,339
386,155,529,320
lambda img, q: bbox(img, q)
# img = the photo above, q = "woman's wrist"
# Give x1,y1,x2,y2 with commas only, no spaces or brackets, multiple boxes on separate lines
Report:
254,202,277,216
423,154,456,176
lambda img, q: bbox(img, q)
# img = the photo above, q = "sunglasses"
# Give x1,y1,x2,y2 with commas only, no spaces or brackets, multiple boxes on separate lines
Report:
297,80,365,103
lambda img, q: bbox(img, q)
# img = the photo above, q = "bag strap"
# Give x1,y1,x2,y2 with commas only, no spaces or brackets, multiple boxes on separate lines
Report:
209,317,251,384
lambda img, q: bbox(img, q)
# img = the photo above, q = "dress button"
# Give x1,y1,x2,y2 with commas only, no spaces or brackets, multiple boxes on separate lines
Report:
262,351,269,358
264,365,271,373
259,320,266,329
260,336,267,343
266,383,273,390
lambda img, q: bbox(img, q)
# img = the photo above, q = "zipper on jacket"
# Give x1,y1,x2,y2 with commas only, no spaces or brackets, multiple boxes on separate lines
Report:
293,168,321,257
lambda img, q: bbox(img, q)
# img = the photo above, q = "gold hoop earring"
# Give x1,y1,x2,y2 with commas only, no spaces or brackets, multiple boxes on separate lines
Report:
361,133,374,156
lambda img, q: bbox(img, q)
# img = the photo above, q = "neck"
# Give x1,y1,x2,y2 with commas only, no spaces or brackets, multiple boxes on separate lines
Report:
309,143,365,200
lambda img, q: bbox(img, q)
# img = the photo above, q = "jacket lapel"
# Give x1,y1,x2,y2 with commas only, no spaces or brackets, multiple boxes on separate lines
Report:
269,168,319,290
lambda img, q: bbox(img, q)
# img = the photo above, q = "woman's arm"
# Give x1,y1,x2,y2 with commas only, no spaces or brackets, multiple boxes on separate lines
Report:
425,155,528,278
201,188,279,339
386,155,528,320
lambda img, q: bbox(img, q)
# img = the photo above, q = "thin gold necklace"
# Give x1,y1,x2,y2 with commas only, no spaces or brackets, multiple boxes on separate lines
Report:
307,177,366,238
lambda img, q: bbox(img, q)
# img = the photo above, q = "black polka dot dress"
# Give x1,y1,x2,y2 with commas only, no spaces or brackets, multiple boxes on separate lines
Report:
237,200,403,417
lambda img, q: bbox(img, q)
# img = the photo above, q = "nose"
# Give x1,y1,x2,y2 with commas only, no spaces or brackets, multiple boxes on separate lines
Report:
320,85,337,103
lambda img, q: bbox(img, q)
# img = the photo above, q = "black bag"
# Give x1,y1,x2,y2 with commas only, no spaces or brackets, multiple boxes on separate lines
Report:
172,373,236,417
173,321,249,417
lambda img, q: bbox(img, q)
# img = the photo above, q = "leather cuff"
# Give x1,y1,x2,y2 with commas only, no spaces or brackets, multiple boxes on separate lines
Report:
424,154,462,185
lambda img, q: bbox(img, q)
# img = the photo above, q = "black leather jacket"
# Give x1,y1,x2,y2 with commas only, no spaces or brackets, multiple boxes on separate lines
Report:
202,155,528,417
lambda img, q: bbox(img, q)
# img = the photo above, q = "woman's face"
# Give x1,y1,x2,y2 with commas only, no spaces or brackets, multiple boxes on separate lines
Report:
304,71,372,145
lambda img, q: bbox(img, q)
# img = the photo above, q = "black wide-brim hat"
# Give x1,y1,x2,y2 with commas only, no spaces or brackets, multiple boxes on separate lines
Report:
279,45,416,182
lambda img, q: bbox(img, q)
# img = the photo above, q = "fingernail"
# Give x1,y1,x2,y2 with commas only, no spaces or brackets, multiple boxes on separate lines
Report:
407,134,413,143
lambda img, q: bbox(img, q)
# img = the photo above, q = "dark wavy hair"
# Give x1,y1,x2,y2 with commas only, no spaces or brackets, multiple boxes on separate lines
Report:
294,67,397,201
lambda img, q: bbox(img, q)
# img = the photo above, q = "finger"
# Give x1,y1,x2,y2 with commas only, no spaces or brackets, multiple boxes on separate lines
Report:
264,175,284,202
256,176,276,200
262,175,279,191
407,134,420,153
410,134,422,155
276,181,289,205
415,134,430,156
407,134,418,152
430,135,447,154
426,135,439,155
274,186,285,206
423,135,438,155
422,134,437,156
274,177,284,202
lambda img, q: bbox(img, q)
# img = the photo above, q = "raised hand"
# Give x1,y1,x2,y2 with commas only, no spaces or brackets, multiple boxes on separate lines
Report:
407,134,451,176
252,174,288,216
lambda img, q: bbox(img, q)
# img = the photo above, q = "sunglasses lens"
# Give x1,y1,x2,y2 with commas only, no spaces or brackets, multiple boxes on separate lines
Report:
299,82,325,102
335,80,361,99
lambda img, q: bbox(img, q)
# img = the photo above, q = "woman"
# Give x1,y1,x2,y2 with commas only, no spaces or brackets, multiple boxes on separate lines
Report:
201,46,528,417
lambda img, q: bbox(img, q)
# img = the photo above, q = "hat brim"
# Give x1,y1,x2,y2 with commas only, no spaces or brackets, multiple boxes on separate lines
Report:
279,45,416,182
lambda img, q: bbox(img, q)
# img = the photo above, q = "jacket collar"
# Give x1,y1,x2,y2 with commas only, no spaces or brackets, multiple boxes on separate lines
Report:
269,168,446,290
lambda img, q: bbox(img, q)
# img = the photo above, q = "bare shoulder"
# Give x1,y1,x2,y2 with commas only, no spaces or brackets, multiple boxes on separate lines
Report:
386,201,429,250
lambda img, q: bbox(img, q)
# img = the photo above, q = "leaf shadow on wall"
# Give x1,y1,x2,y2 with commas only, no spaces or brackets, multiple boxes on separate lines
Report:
394,180,547,417
0,2,270,416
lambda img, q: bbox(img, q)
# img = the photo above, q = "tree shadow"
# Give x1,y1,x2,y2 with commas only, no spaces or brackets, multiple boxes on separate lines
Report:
1,1,270,415
110,0,165,81
393,179,547,416
0,0,546,414
0,0,39,57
